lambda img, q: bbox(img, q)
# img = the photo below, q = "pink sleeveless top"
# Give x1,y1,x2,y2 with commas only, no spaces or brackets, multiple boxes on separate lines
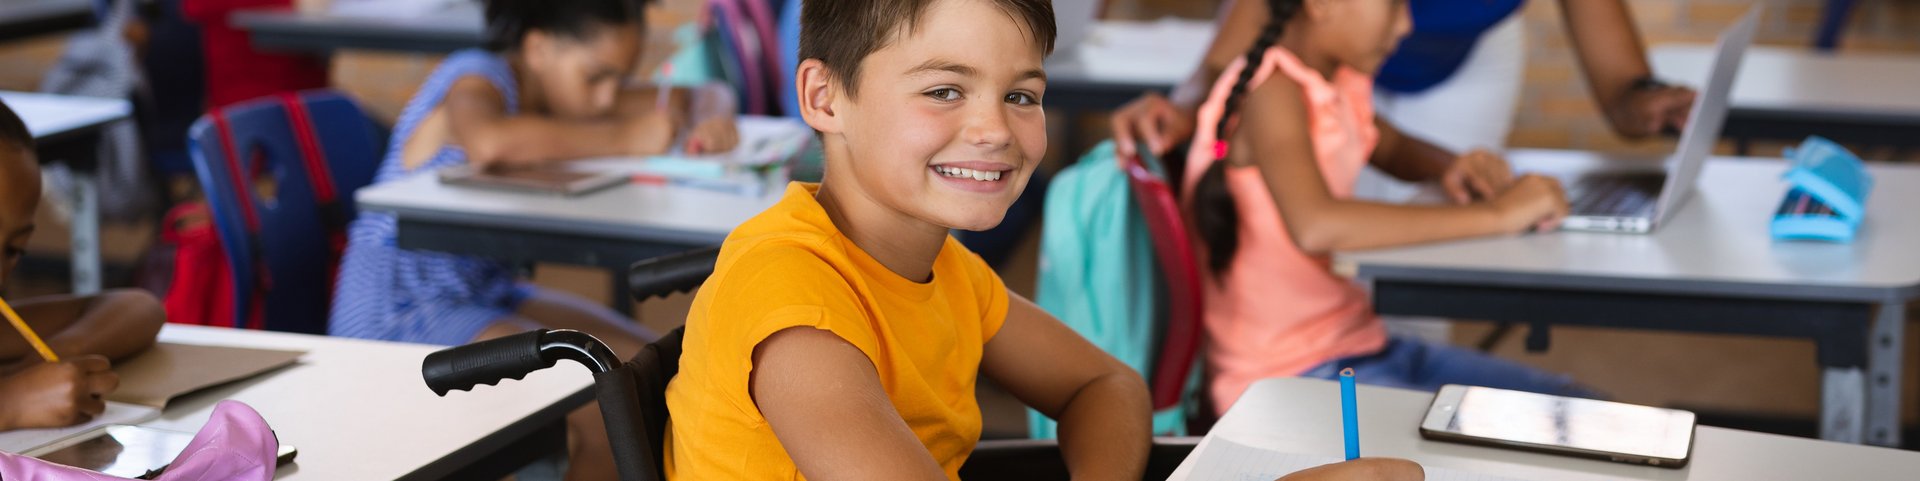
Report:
1181,47,1388,413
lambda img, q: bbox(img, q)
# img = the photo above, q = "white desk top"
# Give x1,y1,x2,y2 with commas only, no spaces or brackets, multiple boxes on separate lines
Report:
0,0,88,26
142,325,592,480
1169,377,1920,480
1338,149,1920,302
356,170,782,245
1045,19,1210,86
1651,44,1920,120
0,91,131,142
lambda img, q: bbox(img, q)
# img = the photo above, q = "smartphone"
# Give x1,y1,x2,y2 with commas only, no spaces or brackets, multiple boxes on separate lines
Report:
1419,384,1695,468
29,425,297,479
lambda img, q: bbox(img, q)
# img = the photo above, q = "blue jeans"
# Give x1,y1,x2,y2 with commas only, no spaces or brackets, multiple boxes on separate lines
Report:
1301,336,1602,399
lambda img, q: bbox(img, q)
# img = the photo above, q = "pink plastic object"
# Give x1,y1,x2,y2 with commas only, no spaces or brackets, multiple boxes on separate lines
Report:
0,401,280,481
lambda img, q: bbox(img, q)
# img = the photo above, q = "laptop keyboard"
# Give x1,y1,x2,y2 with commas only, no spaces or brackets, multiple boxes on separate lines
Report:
1568,174,1665,217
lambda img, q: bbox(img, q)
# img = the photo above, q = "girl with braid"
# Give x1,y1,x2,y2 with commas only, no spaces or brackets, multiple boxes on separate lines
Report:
1182,0,1594,416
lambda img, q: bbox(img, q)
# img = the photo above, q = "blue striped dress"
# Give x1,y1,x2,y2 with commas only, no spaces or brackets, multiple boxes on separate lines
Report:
328,50,533,345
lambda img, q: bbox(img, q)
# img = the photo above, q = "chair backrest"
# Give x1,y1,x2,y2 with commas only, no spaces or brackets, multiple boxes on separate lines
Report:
185,90,382,334
624,247,719,480
1123,152,1207,412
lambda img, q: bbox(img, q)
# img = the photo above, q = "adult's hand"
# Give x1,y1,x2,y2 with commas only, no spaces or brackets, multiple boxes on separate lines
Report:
1110,92,1197,160
1609,85,1696,138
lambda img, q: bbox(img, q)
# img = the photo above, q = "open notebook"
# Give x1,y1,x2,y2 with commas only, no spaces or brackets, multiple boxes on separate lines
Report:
1186,438,1527,481
0,342,303,454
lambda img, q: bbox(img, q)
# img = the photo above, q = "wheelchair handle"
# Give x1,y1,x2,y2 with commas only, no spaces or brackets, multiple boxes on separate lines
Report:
422,329,621,396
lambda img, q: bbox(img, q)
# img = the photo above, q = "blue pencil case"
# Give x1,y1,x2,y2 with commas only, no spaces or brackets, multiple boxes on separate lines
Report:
1771,137,1873,243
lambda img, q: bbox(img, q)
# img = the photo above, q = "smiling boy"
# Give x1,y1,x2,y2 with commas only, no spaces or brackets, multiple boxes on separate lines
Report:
662,0,1151,479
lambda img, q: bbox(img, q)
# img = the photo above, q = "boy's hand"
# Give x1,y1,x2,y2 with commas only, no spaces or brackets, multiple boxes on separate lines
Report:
0,356,118,430
1490,175,1570,233
1275,457,1424,481
624,110,678,157
686,117,739,155
1110,92,1197,161
1441,149,1515,204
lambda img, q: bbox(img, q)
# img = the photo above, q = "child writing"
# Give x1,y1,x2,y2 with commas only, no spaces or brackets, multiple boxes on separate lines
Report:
1185,0,1590,419
0,99,165,431
665,0,1161,479
327,0,734,478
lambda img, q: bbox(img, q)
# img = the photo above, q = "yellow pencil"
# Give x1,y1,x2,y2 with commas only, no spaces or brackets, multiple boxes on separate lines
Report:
0,296,57,362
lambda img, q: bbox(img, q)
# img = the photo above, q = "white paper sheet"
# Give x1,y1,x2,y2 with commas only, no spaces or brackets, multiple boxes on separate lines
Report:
0,402,162,454
1186,438,1528,481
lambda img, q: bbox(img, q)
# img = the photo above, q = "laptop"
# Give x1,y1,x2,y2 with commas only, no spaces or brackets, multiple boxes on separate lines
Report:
1557,7,1760,234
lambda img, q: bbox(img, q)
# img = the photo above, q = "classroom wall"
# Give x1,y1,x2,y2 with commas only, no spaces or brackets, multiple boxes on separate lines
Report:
1512,0,1920,158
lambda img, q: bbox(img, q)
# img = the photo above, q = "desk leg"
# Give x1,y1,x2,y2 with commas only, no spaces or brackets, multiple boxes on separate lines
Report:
1866,302,1905,446
67,174,101,295
1820,367,1865,443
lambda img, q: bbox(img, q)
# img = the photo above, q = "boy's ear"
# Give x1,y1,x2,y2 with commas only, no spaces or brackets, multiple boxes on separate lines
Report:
795,59,844,134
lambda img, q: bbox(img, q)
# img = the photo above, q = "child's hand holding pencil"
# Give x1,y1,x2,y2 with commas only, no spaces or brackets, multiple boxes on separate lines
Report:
0,355,118,430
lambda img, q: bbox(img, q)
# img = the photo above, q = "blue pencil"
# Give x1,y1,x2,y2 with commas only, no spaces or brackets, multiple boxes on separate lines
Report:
1340,367,1359,460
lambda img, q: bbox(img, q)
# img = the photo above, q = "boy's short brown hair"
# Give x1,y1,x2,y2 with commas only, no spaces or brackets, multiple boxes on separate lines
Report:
799,0,1055,98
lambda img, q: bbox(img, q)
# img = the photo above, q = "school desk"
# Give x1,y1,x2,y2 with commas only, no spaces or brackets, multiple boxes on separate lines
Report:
1168,377,1920,480
1,91,131,296
1338,149,1920,447
139,324,590,480
231,1,482,54
355,161,781,315
1652,44,1920,152
0,0,92,43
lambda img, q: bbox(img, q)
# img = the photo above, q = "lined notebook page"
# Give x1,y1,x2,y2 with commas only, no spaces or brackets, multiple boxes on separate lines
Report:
1186,438,1527,481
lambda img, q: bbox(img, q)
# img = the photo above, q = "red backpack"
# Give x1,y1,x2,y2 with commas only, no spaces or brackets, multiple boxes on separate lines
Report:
161,93,351,330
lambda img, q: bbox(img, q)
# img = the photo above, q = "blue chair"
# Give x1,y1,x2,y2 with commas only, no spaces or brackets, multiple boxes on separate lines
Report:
186,90,382,334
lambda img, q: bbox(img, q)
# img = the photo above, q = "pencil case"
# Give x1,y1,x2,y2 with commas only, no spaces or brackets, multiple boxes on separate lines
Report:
1771,137,1873,243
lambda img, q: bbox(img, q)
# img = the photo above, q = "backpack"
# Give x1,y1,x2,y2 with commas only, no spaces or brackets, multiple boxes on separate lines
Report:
1028,141,1190,437
162,93,355,331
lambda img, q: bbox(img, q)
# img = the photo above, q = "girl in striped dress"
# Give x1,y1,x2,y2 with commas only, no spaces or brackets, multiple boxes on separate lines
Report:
330,1,734,478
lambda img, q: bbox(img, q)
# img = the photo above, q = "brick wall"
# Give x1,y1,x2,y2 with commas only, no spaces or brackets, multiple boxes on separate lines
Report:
1513,0,1920,158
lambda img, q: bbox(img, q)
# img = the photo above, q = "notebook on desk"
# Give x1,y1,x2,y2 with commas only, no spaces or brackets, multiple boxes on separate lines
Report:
0,342,302,454
437,164,629,196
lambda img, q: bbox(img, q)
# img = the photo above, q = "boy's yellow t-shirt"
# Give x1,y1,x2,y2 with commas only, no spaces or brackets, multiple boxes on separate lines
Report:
663,182,1010,480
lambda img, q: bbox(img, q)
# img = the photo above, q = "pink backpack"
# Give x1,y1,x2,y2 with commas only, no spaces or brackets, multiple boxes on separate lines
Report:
0,401,280,481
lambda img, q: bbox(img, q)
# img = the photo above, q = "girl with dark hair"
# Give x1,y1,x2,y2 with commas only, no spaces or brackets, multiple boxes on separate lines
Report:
329,2,735,479
1182,0,1593,420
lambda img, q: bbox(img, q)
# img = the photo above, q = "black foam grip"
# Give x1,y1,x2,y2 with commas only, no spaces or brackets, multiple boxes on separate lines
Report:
422,330,556,396
628,247,720,301
595,366,656,481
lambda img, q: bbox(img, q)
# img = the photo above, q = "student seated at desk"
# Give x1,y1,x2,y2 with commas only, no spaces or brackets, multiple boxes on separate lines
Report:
1182,0,1594,418
0,99,165,432
664,0,1158,479
328,1,735,478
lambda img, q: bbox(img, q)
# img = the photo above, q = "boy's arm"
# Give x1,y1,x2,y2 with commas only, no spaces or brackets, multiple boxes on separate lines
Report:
753,327,948,481
0,289,162,368
982,294,1151,481
445,77,675,169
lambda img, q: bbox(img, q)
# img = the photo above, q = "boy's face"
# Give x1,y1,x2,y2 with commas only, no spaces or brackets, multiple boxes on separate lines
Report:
0,145,40,289
822,0,1048,232
526,23,645,118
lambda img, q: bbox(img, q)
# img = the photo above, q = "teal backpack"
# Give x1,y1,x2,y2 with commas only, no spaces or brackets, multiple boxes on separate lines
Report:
1029,141,1190,437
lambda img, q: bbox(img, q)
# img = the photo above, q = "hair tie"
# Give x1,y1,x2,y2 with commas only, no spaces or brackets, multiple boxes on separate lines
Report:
1213,141,1229,160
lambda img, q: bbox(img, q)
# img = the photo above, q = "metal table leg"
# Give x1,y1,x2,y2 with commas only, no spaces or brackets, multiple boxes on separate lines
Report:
1865,301,1906,446
67,173,100,295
